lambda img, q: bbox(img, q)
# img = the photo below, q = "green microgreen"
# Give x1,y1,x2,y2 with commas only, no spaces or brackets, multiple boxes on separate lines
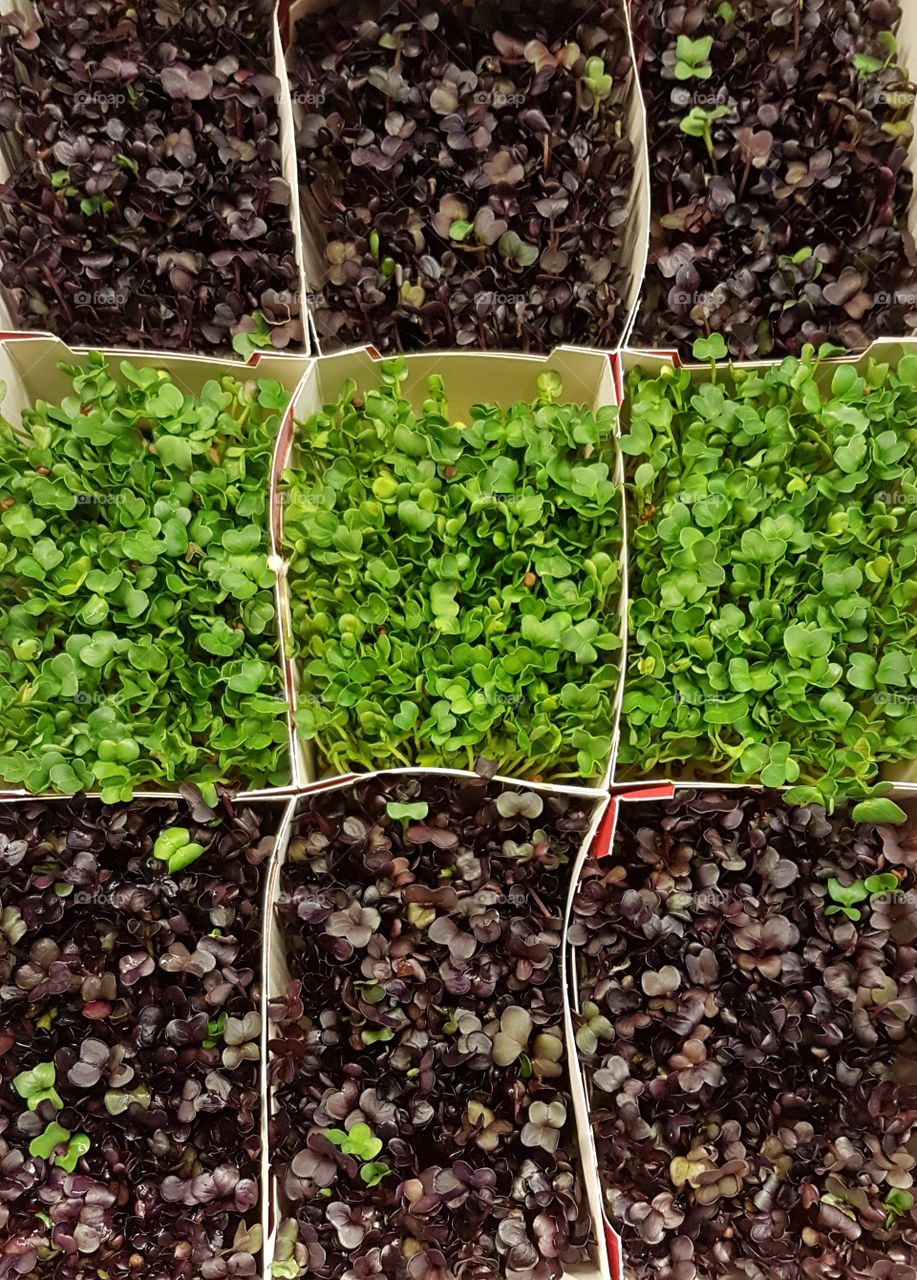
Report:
385,800,429,824
582,56,613,115
0,354,290,798
55,1132,91,1173
325,1122,383,1161
152,827,207,875
271,1221,301,1279
28,1121,71,1160
883,1189,914,1229
825,876,869,921
679,104,730,156
674,35,713,81
574,1000,614,1056
231,311,275,359
359,1161,392,1187
205,1012,228,1047
619,344,917,801
823,868,903,923
282,361,622,782
851,798,907,825
360,1026,394,1045
12,1062,63,1110
864,872,899,896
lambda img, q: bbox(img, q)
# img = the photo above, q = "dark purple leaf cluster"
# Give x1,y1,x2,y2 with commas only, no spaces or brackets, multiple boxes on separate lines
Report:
290,0,635,352
570,790,917,1280
0,0,302,354
631,0,917,358
0,790,275,1279
268,771,596,1280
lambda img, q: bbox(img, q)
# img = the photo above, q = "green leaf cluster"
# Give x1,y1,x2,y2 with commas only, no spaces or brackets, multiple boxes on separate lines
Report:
0,354,290,798
620,346,917,800
283,361,622,782
325,1122,391,1184
825,872,900,921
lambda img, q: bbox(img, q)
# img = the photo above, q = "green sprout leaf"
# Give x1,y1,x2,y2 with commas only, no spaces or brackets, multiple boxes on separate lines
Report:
679,104,730,156
691,333,728,363
884,1189,914,1228
852,53,884,76
360,1026,394,1045
55,1133,91,1173
385,801,429,823
152,827,206,874
232,311,274,359
674,34,713,80
851,798,908,825
583,56,613,113
865,872,899,897
13,1063,63,1111
825,877,869,921
497,230,539,269
325,1122,383,1161
360,1161,391,1186
29,1122,71,1160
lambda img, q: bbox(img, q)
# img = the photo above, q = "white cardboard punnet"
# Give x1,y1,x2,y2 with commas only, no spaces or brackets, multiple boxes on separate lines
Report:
0,334,312,800
620,2,917,354
282,0,648,357
617,1,651,352
261,794,300,1271
566,781,917,1280
273,344,626,794
262,769,614,1280
0,0,311,356
611,339,917,794
892,0,917,251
